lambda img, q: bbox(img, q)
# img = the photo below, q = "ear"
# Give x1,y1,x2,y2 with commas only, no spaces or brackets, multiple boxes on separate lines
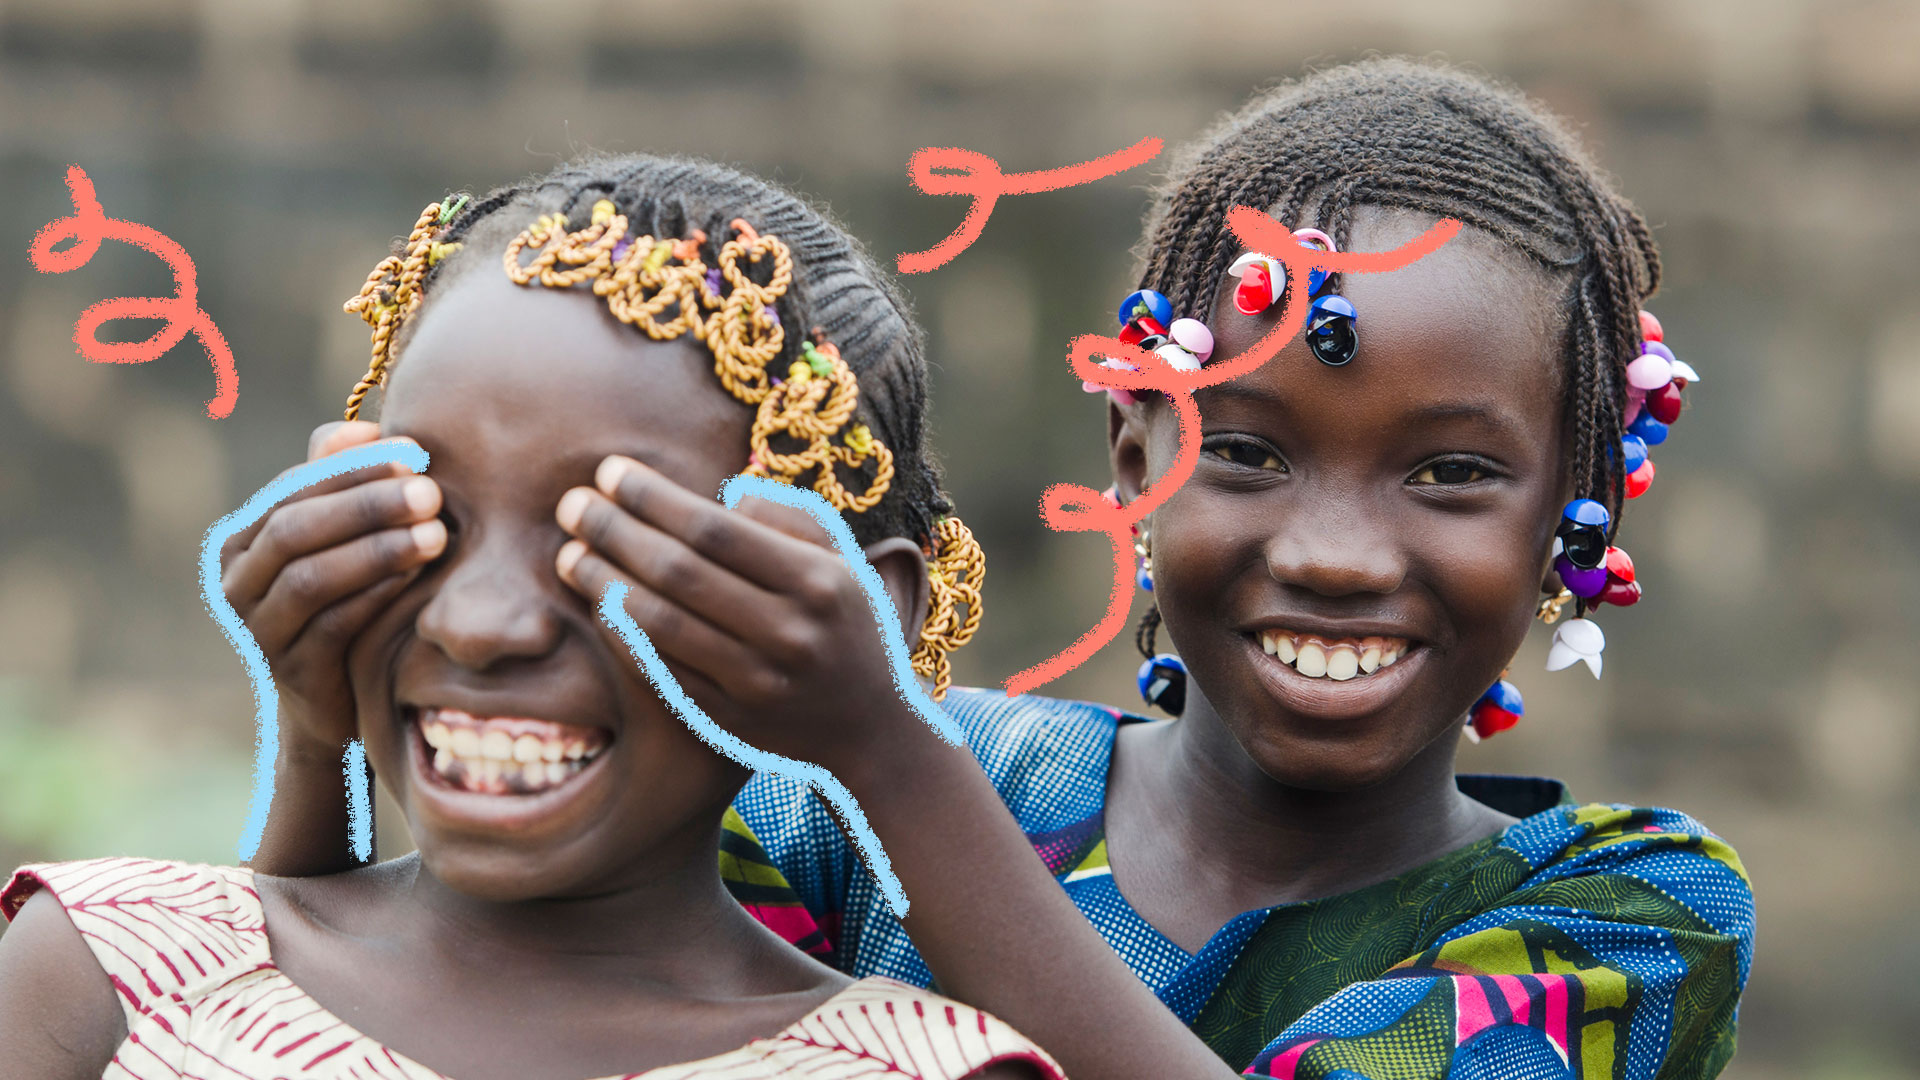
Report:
1108,397,1151,504
861,536,932,648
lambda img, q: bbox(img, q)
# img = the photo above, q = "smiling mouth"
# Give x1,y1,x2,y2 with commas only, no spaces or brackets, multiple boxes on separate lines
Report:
1254,629,1414,681
416,707,611,796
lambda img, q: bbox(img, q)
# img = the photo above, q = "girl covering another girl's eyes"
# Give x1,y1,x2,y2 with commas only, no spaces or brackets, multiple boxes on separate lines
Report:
715,58,1753,1080
0,154,1048,1080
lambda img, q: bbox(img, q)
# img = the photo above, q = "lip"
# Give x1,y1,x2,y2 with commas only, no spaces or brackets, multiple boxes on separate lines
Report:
401,705,618,837
1239,632,1430,723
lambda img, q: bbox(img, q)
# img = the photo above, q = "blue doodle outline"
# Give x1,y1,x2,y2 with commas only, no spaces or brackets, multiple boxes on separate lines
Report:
596,473,965,918
200,440,429,861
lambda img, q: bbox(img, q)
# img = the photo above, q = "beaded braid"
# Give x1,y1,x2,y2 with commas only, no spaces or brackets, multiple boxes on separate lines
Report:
337,154,983,698
1138,59,1660,535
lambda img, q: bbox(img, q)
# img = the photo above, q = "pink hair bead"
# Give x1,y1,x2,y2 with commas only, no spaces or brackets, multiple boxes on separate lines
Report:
1626,353,1673,391
1167,318,1214,362
1639,309,1663,343
1292,227,1336,251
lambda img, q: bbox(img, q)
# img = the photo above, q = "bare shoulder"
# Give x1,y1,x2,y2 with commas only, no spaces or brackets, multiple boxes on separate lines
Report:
0,889,126,1078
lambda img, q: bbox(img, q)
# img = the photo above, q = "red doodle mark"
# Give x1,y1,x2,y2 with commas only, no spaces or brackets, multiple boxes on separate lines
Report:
896,137,1163,274
27,165,238,419
1002,207,1463,697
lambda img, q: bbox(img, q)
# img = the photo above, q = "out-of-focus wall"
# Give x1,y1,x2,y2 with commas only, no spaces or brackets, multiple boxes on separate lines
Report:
1,1,1914,1074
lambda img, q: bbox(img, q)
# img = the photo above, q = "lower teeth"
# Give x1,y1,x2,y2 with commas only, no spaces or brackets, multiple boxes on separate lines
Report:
429,746,590,795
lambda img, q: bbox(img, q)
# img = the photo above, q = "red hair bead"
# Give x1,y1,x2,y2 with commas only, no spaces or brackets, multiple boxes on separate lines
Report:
1647,381,1683,425
1625,459,1655,499
1639,309,1663,343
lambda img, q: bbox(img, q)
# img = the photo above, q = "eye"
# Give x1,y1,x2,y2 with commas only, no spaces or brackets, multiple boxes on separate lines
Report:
1204,436,1287,473
1410,459,1490,485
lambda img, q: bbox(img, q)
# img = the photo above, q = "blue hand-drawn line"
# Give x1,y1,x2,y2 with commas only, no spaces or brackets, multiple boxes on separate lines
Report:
595,473,965,918
200,440,430,861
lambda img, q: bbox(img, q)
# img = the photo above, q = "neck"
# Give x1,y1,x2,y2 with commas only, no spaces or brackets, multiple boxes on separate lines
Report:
1130,689,1493,905
393,819,800,995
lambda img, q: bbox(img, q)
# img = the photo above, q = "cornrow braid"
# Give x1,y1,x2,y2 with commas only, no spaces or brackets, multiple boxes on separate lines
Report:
1138,58,1660,532
340,153,982,696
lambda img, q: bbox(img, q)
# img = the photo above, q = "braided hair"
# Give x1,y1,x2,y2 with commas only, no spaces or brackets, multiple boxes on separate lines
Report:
370,153,952,549
1139,58,1661,527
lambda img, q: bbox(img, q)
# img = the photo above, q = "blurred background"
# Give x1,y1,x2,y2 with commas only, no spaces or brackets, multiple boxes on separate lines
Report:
0,0,1915,1074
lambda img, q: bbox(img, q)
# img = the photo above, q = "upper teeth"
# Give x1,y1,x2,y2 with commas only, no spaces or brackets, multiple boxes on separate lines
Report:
420,708,608,795
1258,630,1408,680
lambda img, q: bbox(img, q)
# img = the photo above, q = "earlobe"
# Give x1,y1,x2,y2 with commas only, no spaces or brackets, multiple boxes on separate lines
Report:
1107,398,1150,504
861,537,932,647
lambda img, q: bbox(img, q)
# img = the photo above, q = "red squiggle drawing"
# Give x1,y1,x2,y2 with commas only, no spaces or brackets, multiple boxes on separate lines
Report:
1002,207,1463,697
896,137,1163,274
27,165,238,419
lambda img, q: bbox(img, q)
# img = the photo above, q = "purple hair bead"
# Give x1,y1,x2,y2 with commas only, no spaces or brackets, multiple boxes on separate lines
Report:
1556,555,1608,599
706,268,723,294
611,237,633,262
1641,340,1676,365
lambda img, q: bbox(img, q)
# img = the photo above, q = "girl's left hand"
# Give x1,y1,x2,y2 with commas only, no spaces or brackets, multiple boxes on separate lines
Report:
553,454,916,772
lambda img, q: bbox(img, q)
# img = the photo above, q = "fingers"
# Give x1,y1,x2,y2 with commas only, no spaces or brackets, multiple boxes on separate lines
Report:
246,520,447,657
592,456,823,592
220,434,419,563
279,565,422,662
224,474,442,611
309,420,382,460
732,494,836,551
556,486,781,644
557,540,769,696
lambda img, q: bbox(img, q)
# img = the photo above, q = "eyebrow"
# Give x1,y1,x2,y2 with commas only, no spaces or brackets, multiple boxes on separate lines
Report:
1197,384,1526,437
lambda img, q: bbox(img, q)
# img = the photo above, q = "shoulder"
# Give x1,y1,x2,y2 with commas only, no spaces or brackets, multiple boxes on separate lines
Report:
784,977,1066,1080
1496,801,1754,966
3,856,269,1012
937,688,1128,832
0,887,125,1078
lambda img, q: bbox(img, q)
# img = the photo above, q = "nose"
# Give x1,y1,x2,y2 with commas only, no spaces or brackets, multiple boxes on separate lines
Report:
1262,497,1407,598
415,529,565,671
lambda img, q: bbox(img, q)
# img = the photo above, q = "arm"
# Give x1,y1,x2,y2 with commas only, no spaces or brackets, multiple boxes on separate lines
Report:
0,891,125,1078
554,457,1240,1080
224,421,443,876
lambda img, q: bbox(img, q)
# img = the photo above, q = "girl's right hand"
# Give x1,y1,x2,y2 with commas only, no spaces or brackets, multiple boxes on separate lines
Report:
218,421,446,755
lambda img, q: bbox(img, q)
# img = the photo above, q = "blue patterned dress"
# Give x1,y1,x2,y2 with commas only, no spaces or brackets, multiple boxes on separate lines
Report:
728,688,1754,1079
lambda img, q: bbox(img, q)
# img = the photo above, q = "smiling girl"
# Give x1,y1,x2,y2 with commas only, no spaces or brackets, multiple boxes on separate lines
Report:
708,59,1755,1079
0,156,1051,1080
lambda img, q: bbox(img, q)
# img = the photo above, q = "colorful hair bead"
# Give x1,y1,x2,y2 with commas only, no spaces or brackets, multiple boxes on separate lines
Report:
1167,318,1214,362
1118,289,1174,329
1465,678,1524,742
1626,351,1673,391
1554,499,1610,572
1639,309,1663,343
1293,227,1336,297
1627,411,1669,445
1625,458,1656,499
1546,616,1605,678
1306,293,1358,366
1228,252,1284,315
1137,653,1187,714
1646,381,1684,425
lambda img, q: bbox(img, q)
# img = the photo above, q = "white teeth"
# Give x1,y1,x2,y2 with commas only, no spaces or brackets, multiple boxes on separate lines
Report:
433,748,454,775
565,740,586,761
1325,646,1359,681
512,734,543,763
541,738,564,763
425,722,451,750
451,727,481,757
480,730,513,762
1259,630,1410,680
545,761,567,784
1295,642,1328,677
481,758,503,784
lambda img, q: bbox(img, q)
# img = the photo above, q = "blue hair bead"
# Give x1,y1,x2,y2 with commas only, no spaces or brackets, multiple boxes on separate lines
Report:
1621,434,1649,474
1561,498,1610,529
1136,654,1187,714
1117,289,1173,329
1627,411,1670,446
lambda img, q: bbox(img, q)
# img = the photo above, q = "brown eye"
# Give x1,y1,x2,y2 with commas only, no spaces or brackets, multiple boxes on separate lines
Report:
1206,440,1286,472
1412,460,1487,485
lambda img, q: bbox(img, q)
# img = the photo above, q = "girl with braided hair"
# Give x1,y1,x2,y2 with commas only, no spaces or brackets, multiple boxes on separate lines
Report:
698,59,1755,1080
0,154,1046,1080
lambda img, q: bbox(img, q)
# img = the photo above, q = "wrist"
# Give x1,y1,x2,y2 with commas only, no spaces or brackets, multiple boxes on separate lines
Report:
275,715,352,768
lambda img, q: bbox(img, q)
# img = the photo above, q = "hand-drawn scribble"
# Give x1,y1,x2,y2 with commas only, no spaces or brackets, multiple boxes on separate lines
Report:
896,137,1162,274
597,473,965,918
28,165,239,419
1002,209,1464,696
202,440,429,861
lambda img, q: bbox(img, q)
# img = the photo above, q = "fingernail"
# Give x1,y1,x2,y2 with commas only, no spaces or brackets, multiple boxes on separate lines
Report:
555,488,592,532
402,477,440,516
411,519,447,556
596,455,637,496
556,539,587,581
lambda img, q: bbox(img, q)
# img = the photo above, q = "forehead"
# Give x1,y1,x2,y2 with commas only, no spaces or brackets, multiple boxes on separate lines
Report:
380,264,751,490
1201,206,1569,431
